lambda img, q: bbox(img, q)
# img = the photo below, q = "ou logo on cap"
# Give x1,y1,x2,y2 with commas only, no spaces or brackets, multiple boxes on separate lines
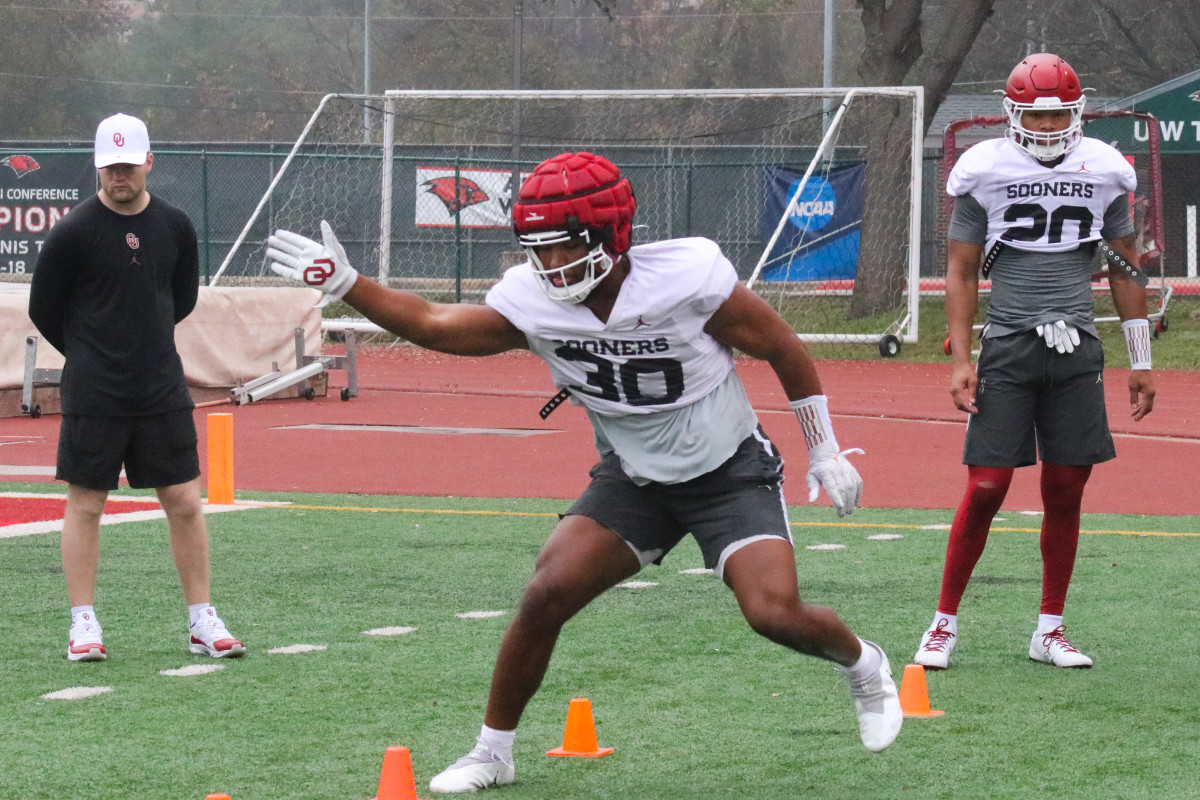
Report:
113,132,125,147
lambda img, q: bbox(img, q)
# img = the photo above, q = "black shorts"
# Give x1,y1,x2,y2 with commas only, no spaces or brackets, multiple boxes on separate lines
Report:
56,410,201,491
964,330,1116,468
564,427,792,578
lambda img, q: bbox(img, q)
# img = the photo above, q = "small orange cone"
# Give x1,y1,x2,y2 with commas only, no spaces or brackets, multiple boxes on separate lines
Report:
899,664,945,718
546,698,615,757
370,746,431,800
205,795,231,800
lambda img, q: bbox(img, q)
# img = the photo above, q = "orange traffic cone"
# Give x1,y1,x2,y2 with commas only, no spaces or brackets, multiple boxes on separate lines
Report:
205,795,231,800
899,664,945,718
370,746,431,800
546,698,615,757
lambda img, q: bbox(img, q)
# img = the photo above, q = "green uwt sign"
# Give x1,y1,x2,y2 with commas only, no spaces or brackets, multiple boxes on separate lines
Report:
1084,69,1200,155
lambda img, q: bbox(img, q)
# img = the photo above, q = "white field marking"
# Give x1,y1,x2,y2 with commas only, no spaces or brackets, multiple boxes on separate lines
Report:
921,524,952,530
0,441,38,448
759,407,1200,445
160,664,225,677
363,626,417,636
867,533,904,541
455,611,506,619
617,581,659,589
0,493,286,539
0,465,58,475
1019,510,1044,516
267,644,328,655
678,568,714,575
41,686,114,701
276,423,557,437
806,543,846,551
994,517,1007,521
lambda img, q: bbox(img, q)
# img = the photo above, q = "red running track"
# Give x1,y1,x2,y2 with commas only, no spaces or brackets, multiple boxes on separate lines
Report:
1,348,1197,515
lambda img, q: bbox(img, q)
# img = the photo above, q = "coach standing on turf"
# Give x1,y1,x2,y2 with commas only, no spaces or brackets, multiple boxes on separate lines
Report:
28,113,245,662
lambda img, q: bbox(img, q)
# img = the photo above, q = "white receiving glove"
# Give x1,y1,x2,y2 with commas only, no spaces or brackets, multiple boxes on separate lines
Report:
1035,320,1080,354
266,220,359,306
806,443,865,518
790,394,864,517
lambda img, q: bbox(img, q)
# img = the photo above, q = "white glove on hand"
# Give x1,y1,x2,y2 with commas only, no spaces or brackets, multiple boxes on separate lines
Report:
806,443,865,518
1035,320,1080,354
266,220,359,306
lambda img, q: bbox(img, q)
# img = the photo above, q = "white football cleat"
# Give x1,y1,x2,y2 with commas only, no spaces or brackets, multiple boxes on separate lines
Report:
68,613,106,662
913,618,956,670
837,641,902,752
189,607,246,658
1029,626,1092,668
429,738,515,793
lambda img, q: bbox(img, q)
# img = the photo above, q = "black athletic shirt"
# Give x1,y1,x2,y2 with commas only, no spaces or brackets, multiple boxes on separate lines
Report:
29,193,198,416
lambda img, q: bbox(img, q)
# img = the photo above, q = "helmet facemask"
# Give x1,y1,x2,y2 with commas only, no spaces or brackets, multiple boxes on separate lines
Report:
518,228,613,304
1003,94,1086,161
512,152,635,304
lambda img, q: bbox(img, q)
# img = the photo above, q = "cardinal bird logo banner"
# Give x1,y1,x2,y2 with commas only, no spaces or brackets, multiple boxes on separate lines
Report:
2,155,42,179
415,166,529,229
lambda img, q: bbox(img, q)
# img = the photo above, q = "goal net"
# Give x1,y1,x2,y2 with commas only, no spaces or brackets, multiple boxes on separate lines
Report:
212,88,924,356
939,110,1171,334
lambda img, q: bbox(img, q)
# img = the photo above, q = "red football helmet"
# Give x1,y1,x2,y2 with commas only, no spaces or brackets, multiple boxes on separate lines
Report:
512,152,636,303
1002,53,1086,160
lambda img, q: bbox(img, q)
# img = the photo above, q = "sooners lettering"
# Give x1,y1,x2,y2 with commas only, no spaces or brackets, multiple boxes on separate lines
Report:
1004,182,1094,200
304,258,335,286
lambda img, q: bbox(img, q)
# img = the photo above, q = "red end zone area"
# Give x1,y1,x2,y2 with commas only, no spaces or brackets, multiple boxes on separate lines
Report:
1,347,1197,516
0,495,158,527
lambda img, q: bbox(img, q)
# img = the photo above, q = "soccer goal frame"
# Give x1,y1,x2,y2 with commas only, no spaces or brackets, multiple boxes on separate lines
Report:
211,87,925,355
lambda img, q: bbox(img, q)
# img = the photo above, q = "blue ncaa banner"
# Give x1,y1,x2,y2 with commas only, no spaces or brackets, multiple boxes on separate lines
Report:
760,163,863,281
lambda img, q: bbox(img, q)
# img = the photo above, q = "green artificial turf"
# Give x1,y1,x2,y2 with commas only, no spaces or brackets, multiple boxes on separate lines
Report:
1,488,1197,799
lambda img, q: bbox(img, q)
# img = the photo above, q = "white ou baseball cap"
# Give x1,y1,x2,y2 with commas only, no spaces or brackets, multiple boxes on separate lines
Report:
94,113,151,168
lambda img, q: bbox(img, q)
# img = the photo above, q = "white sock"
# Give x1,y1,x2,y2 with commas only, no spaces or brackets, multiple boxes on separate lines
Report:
188,602,213,625
930,613,958,635
844,638,882,678
70,605,97,624
1037,614,1063,635
480,725,515,762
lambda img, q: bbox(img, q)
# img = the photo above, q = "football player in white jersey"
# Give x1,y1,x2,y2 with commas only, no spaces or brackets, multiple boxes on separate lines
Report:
913,54,1156,672
268,151,901,792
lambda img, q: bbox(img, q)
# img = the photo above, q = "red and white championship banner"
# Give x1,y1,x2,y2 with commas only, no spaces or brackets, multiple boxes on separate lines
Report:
415,165,529,229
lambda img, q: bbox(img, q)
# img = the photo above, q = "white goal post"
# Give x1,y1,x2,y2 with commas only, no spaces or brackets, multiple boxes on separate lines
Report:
212,87,924,356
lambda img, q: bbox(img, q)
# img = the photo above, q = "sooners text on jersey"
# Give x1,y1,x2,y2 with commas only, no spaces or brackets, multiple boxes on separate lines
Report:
485,237,739,416
948,137,1136,254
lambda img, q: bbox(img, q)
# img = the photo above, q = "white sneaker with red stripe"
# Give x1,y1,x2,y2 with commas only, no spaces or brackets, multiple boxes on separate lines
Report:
189,607,246,658
914,618,957,670
68,613,106,662
1029,625,1092,668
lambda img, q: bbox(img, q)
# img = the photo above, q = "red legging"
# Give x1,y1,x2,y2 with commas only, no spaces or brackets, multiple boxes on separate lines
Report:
936,463,1091,616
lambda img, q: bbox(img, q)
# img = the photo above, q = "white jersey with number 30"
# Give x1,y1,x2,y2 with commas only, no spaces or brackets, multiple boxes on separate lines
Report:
486,237,758,484
487,237,739,416
948,137,1136,254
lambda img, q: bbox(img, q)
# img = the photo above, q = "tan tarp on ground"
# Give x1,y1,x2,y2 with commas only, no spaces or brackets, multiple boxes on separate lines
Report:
0,285,323,390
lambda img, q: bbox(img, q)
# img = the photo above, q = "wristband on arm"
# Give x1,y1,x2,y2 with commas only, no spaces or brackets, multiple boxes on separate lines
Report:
790,394,839,458
1122,319,1152,370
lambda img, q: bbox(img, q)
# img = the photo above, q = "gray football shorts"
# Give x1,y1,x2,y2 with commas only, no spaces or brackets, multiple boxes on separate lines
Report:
964,330,1116,468
564,426,792,578
57,409,201,491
